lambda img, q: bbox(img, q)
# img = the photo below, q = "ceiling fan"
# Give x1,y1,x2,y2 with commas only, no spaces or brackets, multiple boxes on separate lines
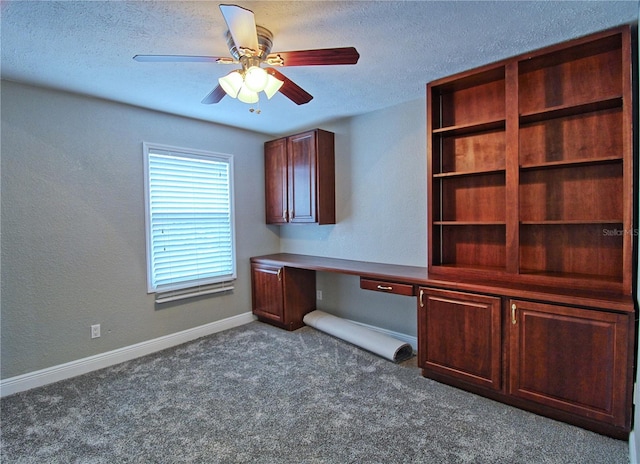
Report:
133,4,360,108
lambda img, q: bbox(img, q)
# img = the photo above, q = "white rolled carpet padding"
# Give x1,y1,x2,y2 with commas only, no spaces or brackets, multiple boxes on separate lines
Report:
303,310,413,363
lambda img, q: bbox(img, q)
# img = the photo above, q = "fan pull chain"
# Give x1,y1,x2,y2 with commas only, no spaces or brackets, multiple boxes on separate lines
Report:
249,98,261,114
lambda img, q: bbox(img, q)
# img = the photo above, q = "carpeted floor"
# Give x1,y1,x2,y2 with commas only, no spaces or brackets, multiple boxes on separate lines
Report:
1,322,629,463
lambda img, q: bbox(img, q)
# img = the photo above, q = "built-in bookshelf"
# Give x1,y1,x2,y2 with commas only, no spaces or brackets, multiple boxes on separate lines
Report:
428,25,633,294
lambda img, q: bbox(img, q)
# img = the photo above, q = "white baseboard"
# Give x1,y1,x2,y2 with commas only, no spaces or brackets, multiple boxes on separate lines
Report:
0,312,256,398
631,429,638,464
1,313,414,398
347,318,417,350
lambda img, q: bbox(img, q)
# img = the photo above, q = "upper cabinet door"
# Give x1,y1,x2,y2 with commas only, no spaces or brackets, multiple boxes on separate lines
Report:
264,138,288,224
287,131,317,223
264,129,335,225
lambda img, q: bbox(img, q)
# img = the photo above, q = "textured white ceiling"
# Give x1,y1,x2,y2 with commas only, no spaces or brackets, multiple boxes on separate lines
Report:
1,1,637,135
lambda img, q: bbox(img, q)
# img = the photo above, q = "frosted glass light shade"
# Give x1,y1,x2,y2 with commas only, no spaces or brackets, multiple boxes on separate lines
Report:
218,71,243,98
237,86,259,104
244,66,268,92
263,74,284,99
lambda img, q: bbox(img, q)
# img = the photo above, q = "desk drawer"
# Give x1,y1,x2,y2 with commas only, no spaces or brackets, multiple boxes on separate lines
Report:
360,278,415,296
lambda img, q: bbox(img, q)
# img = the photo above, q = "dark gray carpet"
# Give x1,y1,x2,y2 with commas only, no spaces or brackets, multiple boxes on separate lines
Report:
1,322,629,463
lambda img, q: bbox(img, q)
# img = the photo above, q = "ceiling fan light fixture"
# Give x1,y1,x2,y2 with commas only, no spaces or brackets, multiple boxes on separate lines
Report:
263,74,284,99
237,85,259,104
218,70,243,98
134,5,360,108
244,65,268,92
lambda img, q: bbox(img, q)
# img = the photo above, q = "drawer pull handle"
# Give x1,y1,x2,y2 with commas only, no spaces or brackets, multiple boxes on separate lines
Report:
277,268,282,281
377,285,393,291
511,303,517,325
419,289,425,308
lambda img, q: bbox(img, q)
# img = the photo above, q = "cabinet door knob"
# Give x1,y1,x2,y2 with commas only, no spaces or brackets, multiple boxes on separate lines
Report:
511,303,517,325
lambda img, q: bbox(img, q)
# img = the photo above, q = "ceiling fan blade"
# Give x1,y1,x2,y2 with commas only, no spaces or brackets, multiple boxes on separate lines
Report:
133,55,235,63
266,68,313,105
201,85,227,104
219,4,259,53
266,47,360,67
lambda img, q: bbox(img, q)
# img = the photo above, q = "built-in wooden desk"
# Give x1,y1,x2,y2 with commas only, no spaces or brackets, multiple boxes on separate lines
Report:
251,253,634,312
250,253,423,331
250,253,427,332
250,252,635,439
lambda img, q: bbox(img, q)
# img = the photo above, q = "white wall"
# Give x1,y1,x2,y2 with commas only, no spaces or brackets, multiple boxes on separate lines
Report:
0,81,279,379
279,98,427,336
1,80,426,381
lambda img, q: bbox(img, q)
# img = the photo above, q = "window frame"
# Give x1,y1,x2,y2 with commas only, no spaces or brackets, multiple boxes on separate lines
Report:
143,142,237,296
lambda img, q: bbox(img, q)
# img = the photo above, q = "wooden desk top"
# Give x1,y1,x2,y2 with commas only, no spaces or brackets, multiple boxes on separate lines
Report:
251,253,428,284
251,253,636,313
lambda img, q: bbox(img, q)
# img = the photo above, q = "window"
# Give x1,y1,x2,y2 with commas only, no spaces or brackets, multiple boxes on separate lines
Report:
143,143,236,301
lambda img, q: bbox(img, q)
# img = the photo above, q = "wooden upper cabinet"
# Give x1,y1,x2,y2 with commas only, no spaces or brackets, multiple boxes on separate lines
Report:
287,131,317,223
427,25,634,295
264,138,288,224
264,129,335,225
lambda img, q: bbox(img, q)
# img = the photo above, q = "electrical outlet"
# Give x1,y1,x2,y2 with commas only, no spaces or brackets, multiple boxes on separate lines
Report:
316,290,323,300
91,324,101,339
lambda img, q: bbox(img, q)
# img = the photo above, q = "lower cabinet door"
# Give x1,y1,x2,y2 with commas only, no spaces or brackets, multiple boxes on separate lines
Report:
251,263,284,323
251,262,316,330
418,288,502,391
508,299,632,428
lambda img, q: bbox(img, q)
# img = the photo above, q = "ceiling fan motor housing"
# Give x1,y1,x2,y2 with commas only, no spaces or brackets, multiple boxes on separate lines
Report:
226,25,273,59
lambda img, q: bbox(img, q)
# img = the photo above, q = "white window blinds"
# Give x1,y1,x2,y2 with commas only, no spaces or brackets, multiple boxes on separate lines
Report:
143,143,236,295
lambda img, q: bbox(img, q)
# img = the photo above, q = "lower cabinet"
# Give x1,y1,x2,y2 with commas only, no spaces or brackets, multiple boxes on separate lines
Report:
417,287,634,438
418,288,502,391
251,262,316,330
508,299,633,430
